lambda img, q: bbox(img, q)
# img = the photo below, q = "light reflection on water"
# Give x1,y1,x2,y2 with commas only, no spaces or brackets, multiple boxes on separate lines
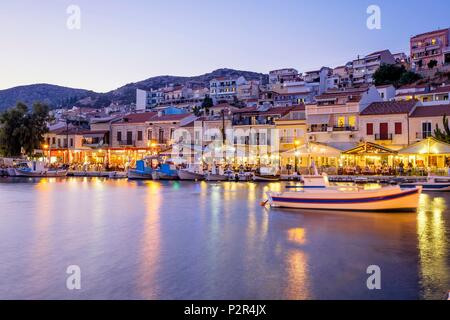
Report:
0,178,448,300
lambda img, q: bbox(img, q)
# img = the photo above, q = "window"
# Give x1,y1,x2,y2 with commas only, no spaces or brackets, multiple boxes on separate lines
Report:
137,131,143,141
148,130,152,140
348,116,356,128
422,122,432,138
70,138,74,147
170,128,175,139
117,131,122,142
366,123,373,135
395,122,402,135
337,116,345,127
52,137,55,144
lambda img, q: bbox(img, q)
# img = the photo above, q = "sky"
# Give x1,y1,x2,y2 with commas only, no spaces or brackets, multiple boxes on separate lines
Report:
1,0,450,92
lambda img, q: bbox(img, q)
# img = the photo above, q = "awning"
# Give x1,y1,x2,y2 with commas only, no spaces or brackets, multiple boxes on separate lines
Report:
82,131,109,138
282,142,341,157
398,137,450,155
306,114,331,125
343,142,397,155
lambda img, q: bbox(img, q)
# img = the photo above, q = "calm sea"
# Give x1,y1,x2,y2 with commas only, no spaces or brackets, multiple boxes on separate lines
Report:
0,178,448,300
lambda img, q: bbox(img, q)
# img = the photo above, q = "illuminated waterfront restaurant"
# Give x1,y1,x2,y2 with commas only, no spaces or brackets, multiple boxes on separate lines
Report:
397,137,450,174
341,142,398,167
280,142,341,174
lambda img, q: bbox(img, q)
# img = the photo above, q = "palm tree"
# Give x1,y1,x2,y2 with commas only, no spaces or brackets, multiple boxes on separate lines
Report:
434,114,450,143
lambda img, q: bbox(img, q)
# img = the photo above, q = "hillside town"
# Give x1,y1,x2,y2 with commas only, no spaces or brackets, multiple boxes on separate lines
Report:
37,28,450,176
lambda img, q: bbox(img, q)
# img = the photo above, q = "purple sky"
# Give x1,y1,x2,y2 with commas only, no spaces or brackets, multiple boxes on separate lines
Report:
1,0,449,92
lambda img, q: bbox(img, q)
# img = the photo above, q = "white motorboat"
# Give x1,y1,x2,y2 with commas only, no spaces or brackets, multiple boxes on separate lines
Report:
108,171,128,179
253,167,280,182
205,166,229,181
400,176,450,192
13,161,67,178
266,174,422,212
178,164,205,181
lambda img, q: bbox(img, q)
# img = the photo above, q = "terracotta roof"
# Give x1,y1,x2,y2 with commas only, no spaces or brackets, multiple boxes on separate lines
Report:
50,127,91,135
316,88,368,100
120,112,157,124
376,84,394,89
233,106,296,117
410,105,450,118
181,117,205,128
366,49,391,57
411,28,450,40
148,113,192,122
360,101,417,115
429,85,450,94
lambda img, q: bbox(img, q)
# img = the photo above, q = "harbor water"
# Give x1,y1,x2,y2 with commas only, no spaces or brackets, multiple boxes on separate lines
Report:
0,177,449,300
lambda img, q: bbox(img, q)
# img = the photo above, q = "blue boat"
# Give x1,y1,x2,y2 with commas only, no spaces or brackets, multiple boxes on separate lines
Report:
128,159,154,180
152,163,179,180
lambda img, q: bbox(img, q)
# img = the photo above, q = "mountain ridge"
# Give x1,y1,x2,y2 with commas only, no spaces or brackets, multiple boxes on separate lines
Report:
0,68,268,111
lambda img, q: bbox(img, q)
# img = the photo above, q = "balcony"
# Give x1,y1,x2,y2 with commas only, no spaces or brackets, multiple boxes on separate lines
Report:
374,134,393,141
118,140,135,147
280,137,296,144
332,126,357,132
416,132,432,140
308,127,328,133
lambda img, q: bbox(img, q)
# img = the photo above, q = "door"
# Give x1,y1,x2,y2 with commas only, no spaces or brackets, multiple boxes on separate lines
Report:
379,123,388,140
126,131,133,146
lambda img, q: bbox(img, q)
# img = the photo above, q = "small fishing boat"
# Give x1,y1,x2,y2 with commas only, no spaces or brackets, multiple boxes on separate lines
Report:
400,176,450,192
108,171,128,179
253,167,280,182
177,164,205,181
152,163,179,180
128,159,154,180
205,166,229,181
13,161,67,178
266,174,422,212
253,175,280,182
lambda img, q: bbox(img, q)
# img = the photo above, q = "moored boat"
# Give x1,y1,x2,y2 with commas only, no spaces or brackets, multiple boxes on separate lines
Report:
253,174,280,182
178,165,205,181
128,159,154,180
205,165,229,181
13,161,67,178
266,174,422,212
152,163,179,180
400,176,450,192
253,167,280,182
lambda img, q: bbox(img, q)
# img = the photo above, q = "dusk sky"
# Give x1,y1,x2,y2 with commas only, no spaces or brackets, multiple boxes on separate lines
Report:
1,0,450,92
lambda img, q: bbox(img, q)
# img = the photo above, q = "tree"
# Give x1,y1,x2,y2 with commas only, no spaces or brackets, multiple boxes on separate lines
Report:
0,102,52,157
398,71,422,86
373,64,421,87
372,64,406,87
201,95,213,115
427,59,438,70
192,106,202,117
434,114,450,143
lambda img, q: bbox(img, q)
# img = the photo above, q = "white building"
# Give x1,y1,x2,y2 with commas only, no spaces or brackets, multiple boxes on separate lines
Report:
209,76,247,102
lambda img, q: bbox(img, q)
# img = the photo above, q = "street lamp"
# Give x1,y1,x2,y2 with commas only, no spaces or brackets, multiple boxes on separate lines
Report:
294,139,301,173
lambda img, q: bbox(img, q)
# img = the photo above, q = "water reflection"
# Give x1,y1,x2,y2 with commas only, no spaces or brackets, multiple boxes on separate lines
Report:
417,194,449,299
0,178,448,299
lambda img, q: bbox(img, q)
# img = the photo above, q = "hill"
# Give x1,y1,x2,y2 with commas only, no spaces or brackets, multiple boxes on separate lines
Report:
0,69,268,111
0,84,96,111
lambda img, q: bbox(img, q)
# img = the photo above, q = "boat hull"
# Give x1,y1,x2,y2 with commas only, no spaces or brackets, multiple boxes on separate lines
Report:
127,170,153,180
400,182,450,192
253,175,280,182
152,171,179,180
205,173,229,181
177,170,205,181
14,169,67,178
267,186,422,211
